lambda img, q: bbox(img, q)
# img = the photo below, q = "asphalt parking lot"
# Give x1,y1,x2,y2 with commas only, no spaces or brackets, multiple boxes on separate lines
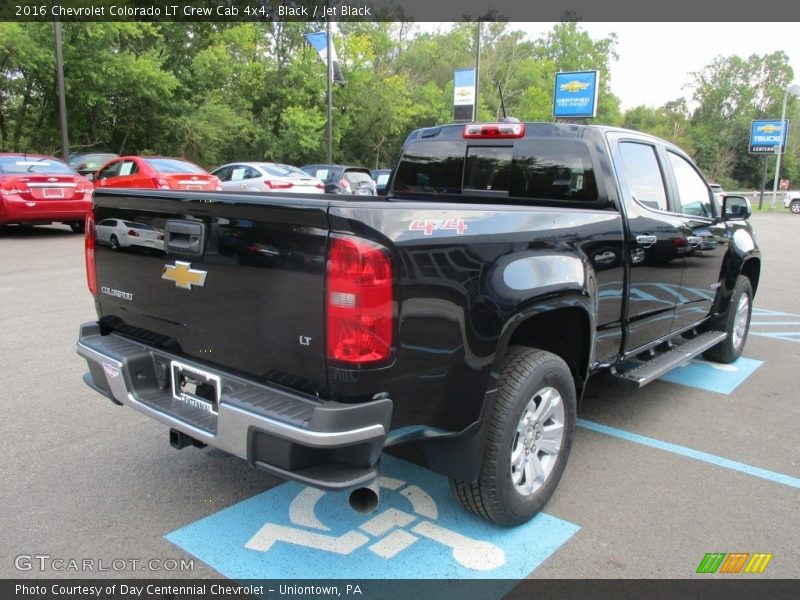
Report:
1,213,798,586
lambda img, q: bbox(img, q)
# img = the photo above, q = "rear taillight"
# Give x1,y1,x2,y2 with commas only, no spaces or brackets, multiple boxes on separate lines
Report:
75,177,90,194
0,178,29,196
315,182,325,190
152,177,170,189
127,229,139,237
85,211,97,296
326,235,393,365
264,179,293,190
340,179,352,193
463,122,525,138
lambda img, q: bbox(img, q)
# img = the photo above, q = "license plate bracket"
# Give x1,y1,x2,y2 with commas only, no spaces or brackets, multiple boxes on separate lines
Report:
171,361,220,414
42,188,64,198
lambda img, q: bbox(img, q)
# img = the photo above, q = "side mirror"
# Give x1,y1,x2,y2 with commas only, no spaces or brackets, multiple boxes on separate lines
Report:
723,195,751,221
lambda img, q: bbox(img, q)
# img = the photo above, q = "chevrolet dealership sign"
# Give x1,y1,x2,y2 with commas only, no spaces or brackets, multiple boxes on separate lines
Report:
750,120,789,154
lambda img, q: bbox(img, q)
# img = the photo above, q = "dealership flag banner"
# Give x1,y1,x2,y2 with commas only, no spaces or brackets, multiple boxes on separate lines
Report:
305,31,346,86
453,68,476,122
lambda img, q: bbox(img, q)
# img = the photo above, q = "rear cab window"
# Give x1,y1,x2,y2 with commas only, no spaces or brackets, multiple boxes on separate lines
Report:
392,134,600,204
144,158,205,174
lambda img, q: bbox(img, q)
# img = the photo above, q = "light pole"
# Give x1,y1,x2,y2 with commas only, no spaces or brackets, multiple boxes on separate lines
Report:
770,83,800,209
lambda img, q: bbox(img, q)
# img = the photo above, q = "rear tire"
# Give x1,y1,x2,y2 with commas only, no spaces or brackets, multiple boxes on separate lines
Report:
450,346,576,527
703,275,753,363
69,221,85,234
790,199,800,214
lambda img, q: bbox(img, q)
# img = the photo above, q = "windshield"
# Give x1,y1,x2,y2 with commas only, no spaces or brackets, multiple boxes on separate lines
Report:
0,156,76,175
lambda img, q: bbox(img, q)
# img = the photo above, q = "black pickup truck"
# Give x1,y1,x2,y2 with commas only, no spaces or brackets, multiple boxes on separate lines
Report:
77,122,760,526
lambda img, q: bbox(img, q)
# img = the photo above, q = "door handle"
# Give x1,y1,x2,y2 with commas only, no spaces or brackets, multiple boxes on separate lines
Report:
593,251,616,265
636,234,657,248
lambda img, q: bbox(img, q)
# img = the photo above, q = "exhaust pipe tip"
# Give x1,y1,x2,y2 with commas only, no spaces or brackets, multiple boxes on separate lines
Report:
348,482,380,515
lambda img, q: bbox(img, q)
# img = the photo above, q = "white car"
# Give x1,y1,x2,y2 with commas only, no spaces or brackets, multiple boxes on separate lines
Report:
783,190,800,214
211,162,325,193
95,218,165,251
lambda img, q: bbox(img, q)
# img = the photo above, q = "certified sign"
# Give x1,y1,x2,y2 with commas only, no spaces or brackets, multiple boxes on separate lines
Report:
553,70,599,118
749,120,788,154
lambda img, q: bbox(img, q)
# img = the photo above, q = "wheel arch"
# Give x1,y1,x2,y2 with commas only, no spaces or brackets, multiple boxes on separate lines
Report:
740,256,761,297
495,301,594,400
424,300,593,484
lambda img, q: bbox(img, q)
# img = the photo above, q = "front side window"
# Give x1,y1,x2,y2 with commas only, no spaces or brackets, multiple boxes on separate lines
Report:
618,142,668,211
667,151,714,217
97,161,122,180
212,165,233,182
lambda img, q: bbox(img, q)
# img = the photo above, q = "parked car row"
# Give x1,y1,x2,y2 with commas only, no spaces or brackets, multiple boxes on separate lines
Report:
76,153,388,198
2,148,395,233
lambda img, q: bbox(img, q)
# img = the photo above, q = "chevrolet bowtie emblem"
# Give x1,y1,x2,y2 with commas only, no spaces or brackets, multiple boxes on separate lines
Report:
162,261,207,290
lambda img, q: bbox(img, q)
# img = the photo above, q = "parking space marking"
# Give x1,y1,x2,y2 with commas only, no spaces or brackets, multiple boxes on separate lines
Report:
577,419,800,490
658,357,763,394
750,308,800,344
165,455,579,583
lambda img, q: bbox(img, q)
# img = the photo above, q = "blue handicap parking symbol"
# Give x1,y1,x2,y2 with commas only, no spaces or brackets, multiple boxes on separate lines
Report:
658,357,763,395
166,455,579,582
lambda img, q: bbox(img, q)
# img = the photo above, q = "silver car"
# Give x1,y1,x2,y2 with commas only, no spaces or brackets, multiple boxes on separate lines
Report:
211,162,325,193
95,219,164,251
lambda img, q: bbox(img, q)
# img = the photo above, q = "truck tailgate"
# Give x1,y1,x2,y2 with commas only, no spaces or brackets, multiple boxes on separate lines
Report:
91,190,330,396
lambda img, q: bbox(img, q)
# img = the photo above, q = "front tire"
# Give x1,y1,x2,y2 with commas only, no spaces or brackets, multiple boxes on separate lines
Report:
450,347,576,527
704,275,753,363
110,234,120,250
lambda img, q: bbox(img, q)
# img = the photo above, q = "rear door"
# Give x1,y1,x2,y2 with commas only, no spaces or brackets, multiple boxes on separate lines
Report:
608,134,687,352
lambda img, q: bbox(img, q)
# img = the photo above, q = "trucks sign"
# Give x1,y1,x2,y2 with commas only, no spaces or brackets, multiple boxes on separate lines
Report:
750,120,789,154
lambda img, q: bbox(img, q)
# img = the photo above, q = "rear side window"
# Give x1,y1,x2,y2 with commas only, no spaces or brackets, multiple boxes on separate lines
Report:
393,141,464,194
618,142,668,211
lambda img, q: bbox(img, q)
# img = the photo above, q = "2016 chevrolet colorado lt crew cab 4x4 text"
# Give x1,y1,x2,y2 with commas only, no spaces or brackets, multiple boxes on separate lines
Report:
77,121,759,526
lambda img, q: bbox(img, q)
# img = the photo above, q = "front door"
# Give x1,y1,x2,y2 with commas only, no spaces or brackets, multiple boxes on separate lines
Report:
663,150,728,332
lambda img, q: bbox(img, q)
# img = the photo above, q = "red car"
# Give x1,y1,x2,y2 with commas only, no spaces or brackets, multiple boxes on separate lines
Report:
94,156,222,191
0,153,93,233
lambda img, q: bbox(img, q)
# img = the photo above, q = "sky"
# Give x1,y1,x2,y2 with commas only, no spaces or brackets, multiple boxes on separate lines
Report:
415,22,800,111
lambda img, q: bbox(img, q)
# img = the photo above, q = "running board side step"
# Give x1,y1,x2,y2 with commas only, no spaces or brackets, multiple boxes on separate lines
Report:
612,331,727,388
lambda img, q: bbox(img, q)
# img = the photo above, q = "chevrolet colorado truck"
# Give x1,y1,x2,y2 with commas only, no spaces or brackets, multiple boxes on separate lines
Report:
77,122,760,526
